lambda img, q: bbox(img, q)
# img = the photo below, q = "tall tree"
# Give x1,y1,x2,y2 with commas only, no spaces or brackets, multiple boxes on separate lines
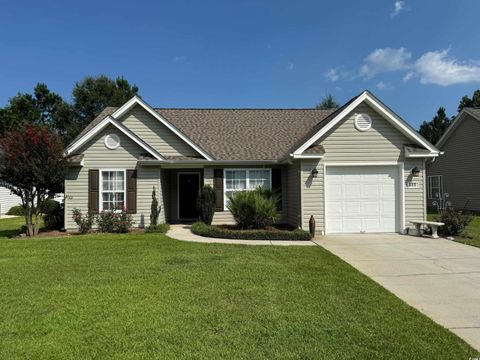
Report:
0,83,74,143
0,125,66,236
418,107,453,145
72,75,139,130
458,89,480,112
315,94,340,110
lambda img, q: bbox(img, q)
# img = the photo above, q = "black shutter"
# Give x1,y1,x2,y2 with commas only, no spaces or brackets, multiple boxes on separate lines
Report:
126,169,137,214
88,169,99,214
272,168,282,211
213,169,224,211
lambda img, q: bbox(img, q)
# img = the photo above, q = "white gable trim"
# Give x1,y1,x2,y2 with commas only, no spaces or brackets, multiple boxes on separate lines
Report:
65,116,165,161
293,91,439,155
111,96,213,161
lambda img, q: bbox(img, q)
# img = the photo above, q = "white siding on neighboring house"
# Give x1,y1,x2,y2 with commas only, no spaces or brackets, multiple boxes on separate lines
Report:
0,187,21,215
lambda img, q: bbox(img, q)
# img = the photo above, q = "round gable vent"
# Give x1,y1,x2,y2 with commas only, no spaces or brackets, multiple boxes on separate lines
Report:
105,133,120,149
355,113,372,131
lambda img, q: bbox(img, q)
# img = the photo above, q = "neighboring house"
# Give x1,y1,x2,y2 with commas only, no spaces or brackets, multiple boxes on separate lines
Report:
0,186,21,215
64,91,439,234
427,108,480,211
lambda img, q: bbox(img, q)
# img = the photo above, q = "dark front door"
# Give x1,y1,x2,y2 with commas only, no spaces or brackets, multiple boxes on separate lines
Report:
178,173,200,220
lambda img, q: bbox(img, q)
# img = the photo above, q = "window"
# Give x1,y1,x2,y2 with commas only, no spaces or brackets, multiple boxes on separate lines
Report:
101,170,125,211
428,175,443,199
224,169,271,208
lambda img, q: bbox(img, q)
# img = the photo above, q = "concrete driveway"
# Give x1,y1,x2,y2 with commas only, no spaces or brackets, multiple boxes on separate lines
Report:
316,234,480,351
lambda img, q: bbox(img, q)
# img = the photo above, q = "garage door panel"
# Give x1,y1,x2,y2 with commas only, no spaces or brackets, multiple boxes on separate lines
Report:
326,166,399,234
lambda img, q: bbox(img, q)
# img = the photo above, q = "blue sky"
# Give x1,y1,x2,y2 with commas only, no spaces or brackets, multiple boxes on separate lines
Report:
1,0,480,128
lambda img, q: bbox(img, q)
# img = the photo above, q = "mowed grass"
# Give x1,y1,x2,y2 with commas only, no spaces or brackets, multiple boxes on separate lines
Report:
428,212,480,248
0,219,477,359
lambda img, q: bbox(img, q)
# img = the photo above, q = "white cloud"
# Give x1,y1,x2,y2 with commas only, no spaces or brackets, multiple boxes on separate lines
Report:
414,49,480,86
391,1,406,17
325,68,340,82
376,81,394,90
172,55,188,63
403,71,415,82
287,62,294,70
359,47,412,79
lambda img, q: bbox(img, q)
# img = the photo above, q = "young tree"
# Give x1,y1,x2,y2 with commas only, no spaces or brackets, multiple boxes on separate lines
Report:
150,187,162,226
0,125,66,236
418,107,453,145
315,94,340,110
72,75,139,130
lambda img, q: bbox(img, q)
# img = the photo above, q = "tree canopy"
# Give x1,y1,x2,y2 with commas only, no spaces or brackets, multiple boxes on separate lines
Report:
418,107,453,145
315,94,340,110
458,89,480,112
0,75,139,145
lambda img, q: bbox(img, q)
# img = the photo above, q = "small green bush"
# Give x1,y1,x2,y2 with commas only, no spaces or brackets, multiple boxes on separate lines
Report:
43,200,64,230
197,185,216,225
191,222,311,240
6,205,25,216
72,208,94,234
438,208,473,236
227,188,279,229
97,209,134,233
145,223,170,233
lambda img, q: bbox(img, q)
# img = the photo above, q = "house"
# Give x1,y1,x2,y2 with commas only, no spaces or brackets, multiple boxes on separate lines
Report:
0,186,21,215
63,91,440,234
427,108,480,212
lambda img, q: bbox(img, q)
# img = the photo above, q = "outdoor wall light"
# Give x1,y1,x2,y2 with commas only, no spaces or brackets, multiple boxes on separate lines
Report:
311,168,319,178
411,167,421,177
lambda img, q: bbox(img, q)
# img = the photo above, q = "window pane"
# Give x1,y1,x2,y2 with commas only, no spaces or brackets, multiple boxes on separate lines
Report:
249,170,270,190
114,171,124,191
225,170,246,190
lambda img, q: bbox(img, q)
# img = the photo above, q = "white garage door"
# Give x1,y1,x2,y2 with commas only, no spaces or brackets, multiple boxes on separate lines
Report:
325,166,399,233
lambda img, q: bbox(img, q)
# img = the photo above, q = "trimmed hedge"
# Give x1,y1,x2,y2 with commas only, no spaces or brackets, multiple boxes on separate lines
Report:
145,223,170,233
7,205,25,216
191,222,312,241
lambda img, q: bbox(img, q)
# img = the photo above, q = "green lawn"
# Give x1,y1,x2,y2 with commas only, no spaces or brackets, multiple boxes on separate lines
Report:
0,219,477,359
428,212,480,248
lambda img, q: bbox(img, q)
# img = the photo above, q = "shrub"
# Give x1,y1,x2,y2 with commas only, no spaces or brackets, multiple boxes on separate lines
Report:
438,208,473,236
150,187,162,226
191,222,311,240
43,200,64,230
145,223,170,233
72,208,94,234
197,185,216,225
7,205,25,216
97,208,135,233
227,188,279,229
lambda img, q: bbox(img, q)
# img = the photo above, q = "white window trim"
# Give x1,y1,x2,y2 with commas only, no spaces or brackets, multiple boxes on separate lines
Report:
223,168,272,210
99,169,127,212
104,133,120,150
428,175,443,199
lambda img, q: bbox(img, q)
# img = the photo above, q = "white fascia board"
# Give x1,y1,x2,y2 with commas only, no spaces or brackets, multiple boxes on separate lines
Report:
293,91,439,155
111,96,214,161
66,116,164,161
290,153,324,159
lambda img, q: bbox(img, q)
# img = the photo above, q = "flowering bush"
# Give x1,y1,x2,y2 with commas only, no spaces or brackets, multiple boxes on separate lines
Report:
96,207,134,233
72,208,94,234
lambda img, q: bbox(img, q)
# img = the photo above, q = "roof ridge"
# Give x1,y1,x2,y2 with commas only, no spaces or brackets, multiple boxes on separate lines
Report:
154,108,337,111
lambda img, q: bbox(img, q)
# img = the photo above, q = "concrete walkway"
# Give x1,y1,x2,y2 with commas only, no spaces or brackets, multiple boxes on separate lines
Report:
167,224,316,246
316,234,480,351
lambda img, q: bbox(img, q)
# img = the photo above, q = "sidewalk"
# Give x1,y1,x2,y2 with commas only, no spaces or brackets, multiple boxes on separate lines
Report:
167,224,316,246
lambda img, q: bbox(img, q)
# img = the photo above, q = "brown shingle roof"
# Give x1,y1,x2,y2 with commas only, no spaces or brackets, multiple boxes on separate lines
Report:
68,104,351,161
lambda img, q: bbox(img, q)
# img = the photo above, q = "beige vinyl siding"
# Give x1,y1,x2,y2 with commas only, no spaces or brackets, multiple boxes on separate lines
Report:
301,103,426,233
64,125,164,231
0,187,21,215
428,114,480,210
119,105,201,157
404,158,425,227
204,166,290,226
